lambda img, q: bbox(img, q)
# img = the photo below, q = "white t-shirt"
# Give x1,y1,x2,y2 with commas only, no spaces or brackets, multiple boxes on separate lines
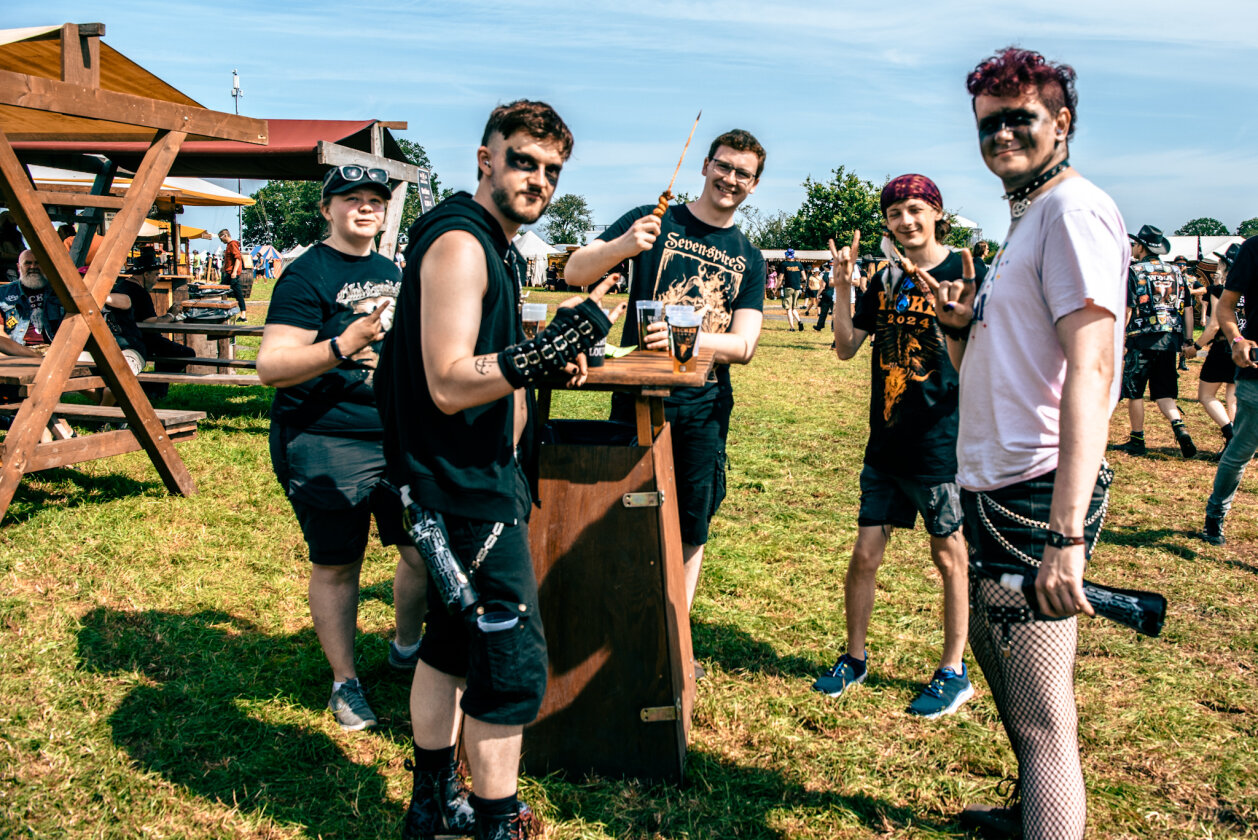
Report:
956,176,1128,491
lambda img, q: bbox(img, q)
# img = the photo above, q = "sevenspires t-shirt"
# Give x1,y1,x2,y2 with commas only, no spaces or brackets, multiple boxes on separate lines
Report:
1225,235,1258,380
600,203,765,402
1126,258,1189,351
267,242,401,435
852,250,986,482
780,259,804,290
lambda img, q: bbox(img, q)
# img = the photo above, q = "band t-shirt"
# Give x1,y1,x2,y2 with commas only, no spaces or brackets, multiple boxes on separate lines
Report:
1208,283,1247,342
266,242,401,435
1126,258,1190,351
106,279,151,354
957,177,1128,491
852,250,986,482
599,203,765,403
780,259,804,290
22,290,48,344
1225,235,1258,380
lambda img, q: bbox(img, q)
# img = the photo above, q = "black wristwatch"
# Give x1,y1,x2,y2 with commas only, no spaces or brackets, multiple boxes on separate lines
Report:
329,335,350,361
1046,530,1086,549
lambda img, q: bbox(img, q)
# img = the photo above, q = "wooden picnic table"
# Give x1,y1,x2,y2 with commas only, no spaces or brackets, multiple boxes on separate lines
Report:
0,356,104,395
138,320,261,376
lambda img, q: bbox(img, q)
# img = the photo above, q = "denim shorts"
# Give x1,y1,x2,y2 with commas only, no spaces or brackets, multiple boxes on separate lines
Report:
858,463,962,537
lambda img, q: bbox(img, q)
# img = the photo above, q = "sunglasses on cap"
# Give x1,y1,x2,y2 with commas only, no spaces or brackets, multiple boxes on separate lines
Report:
325,165,389,185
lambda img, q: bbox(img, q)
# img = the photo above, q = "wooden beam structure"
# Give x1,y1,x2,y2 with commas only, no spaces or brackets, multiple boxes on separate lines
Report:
0,22,267,522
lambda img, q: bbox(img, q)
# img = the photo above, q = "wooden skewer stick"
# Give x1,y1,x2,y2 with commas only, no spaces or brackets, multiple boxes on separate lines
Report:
652,110,702,218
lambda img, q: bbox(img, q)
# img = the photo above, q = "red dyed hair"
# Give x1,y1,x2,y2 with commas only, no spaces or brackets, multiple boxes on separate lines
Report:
966,47,1078,139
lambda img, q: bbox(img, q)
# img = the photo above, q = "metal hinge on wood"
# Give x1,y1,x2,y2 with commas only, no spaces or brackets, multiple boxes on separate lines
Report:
640,699,681,723
623,491,663,508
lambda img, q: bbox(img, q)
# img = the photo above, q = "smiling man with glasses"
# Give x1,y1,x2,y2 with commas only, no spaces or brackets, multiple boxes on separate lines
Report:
564,129,767,628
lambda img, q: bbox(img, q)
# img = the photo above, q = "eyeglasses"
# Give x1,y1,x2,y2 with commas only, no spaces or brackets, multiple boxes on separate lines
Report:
324,165,390,186
895,276,916,313
709,158,757,185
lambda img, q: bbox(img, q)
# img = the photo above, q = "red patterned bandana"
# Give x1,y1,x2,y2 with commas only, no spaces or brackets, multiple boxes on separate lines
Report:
880,174,943,214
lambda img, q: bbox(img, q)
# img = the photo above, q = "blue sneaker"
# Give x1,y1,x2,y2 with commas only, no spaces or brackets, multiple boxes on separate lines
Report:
907,664,974,719
811,652,867,698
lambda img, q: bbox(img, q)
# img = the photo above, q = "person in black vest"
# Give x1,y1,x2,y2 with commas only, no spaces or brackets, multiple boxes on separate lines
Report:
1119,224,1197,457
257,165,429,733
377,101,616,840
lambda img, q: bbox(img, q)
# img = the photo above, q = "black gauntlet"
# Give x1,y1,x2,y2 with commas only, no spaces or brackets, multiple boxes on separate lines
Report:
498,298,612,387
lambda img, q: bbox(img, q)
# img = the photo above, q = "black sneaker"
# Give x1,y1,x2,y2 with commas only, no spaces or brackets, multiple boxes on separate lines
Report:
389,639,421,671
959,802,1021,837
402,760,475,839
327,678,377,731
1199,515,1226,546
1121,436,1146,456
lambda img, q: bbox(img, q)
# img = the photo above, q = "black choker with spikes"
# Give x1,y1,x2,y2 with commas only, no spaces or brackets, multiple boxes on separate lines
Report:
1003,159,1070,218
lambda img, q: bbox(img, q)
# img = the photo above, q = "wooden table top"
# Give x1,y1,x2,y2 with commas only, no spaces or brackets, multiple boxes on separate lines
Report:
554,346,716,394
0,357,93,385
137,322,263,338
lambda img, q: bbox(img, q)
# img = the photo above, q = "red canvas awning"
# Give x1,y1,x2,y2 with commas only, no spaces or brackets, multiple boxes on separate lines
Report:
13,118,408,180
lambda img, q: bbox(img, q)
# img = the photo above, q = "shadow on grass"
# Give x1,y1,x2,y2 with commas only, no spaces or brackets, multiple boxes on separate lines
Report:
4,469,163,525
546,750,953,838
76,607,411,836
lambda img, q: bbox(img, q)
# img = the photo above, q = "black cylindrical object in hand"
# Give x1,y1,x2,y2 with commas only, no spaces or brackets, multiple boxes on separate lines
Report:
1000,572,1166,637
399,485,478,616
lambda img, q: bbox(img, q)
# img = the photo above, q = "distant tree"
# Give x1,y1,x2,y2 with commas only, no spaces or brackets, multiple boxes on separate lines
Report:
1175,217,1228,236
541,193,593,245
672,191,695,206
736,205,795,249
787,167,882,254
944,212,976,250
241,180,324,251
1237,218,1258,238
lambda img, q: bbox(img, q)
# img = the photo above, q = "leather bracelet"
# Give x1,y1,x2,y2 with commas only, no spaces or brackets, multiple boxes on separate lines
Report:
1045,530,1086,549
329,335,349,361
1193,341,1202,350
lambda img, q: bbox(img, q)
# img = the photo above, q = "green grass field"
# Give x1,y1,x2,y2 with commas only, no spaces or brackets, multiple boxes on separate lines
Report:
1,288,1254,838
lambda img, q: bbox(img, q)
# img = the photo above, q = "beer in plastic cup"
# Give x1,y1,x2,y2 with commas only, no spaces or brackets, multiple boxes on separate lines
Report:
666,308,702,374
587,308,610,367
636,300,664,350
520,303,548,339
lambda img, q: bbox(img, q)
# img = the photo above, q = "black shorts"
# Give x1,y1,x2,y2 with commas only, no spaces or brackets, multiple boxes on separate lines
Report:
1199,341,1237,385
1121,346,1179,401
269,424,406,565
418,472,548,726
857,463,963,537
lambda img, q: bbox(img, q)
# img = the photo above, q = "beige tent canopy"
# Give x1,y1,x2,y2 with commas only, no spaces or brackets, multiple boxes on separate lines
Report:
28,164,254,208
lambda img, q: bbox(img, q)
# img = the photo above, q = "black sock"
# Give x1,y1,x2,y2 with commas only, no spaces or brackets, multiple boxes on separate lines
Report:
412,743,456,773
1222,423,1234,440
469,792,519,818
1130,431,1145,440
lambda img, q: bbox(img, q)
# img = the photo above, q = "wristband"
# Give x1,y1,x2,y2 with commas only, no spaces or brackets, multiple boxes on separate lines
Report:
1234,336,1247,344
329,335,349,361
1045,530,1086,549
1193,341,1202,350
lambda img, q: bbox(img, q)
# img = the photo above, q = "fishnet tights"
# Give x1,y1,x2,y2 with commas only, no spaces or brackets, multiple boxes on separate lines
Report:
970,576,1087,840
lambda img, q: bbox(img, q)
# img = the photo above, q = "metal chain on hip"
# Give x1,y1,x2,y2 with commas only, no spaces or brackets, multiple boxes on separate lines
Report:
975,487,1108,567
469,522,505,573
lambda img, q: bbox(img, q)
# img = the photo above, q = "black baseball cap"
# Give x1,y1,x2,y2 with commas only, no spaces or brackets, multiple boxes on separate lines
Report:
321,165,392,200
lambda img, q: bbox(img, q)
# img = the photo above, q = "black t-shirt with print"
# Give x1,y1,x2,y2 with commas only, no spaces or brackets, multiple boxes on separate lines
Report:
1225,235,1258,379
600,203,765,403
266,242,401,435
851,250,987,482
106,279,151,354
780,259,805,290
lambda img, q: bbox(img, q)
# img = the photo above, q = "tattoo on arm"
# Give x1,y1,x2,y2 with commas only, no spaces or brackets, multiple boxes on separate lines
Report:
474,356,497,375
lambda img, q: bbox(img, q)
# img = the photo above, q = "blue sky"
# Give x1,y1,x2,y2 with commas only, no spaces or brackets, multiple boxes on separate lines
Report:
9,1,1258,248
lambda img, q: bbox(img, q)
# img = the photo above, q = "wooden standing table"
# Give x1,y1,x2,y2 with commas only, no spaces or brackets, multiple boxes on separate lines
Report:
521,346,715,783
137,321,262,378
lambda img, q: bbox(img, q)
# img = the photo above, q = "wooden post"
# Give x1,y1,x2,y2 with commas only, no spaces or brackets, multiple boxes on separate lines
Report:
378,180,408,259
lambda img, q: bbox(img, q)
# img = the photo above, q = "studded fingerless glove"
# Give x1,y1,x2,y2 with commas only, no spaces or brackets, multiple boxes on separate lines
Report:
498,298,612,388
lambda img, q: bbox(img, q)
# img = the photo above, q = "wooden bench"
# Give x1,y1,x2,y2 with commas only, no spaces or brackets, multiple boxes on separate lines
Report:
137,372,262,387
0,402,205,473
147,355,257,368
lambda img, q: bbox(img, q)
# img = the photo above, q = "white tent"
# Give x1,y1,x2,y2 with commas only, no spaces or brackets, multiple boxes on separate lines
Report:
281,243,312,263
1165,235,1242,262
514,230,560,286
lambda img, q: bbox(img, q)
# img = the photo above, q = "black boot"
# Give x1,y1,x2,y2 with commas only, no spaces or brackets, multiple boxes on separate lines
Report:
1200,515,1226,546
1173,421,1197,458
401,755,476,839
473,801,541,840
959,778,1021,838
1121,432,1146,456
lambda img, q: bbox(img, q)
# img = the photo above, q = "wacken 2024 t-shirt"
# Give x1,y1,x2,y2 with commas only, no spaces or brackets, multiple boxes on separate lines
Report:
266,242,401,435
599,203,765,403
852,249,987,482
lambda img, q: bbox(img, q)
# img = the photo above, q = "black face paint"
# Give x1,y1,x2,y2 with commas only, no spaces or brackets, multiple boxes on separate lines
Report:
977,108,1040,141
505,147,561,186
